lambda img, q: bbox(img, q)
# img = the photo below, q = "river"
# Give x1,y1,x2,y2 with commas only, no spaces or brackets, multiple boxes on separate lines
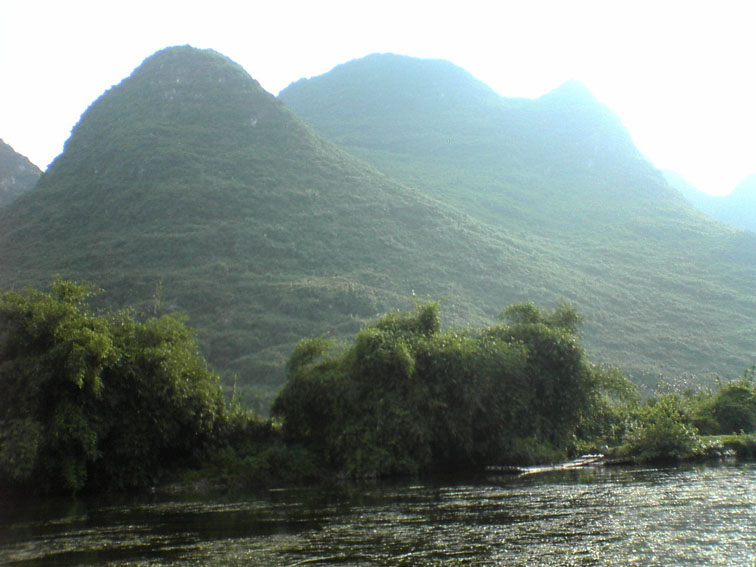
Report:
1,463,754,566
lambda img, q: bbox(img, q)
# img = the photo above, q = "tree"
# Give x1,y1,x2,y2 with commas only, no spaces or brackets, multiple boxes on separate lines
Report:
622,394,703,462
0,279,227,493
0,278,119,492
692,370,756,435
273,301,605,476
495,302,594,449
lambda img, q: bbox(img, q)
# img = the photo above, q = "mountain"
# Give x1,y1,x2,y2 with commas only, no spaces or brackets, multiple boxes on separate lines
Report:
280,53,756,388
2,47,754,408
281,54,684,238
0,139,41,207
0,46,584,408
665,170,756,233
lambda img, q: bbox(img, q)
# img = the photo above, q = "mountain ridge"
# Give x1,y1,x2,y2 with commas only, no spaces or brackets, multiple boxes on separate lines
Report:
280,53,756,386
665,171,756,233
280,54,684,235
0,47,754,406
0,46,590,406
0,139,41,207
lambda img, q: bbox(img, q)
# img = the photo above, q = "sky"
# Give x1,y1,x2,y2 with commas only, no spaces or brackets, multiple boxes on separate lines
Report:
2,1,754,196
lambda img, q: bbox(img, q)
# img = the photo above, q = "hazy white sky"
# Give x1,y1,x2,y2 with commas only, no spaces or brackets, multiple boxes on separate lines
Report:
2,0,754,195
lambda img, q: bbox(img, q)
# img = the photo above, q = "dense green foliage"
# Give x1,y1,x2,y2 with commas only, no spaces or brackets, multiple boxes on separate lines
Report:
273,302,633,476
691,370,756,434
2,277,754,495
273,302,756,472
621,395,706,462
610,369,756,463
0,279,227,493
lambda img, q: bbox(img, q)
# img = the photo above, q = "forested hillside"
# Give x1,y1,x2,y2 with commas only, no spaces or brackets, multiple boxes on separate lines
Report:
0,47,588,408
0,47,754,411
280,54,756,388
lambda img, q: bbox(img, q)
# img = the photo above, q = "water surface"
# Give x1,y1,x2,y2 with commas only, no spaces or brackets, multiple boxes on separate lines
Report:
1,463,754,565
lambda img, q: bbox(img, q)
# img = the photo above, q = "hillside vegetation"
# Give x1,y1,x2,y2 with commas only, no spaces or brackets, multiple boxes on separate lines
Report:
274,301,624,476
665,170,756,233
0,279,228,493
0,47,583,408
0,47,754,410
280,53,756,387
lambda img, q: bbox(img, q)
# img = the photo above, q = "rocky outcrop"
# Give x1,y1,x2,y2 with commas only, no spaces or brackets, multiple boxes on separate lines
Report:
0,139,41,207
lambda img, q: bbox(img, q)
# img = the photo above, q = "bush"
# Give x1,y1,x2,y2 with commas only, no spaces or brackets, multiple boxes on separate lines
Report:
273,301,610,476
622,395,704,462
709,378,756,434
691,370,756,435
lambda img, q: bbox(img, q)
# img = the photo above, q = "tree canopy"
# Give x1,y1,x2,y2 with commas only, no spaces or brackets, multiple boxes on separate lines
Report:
273,301,631,476
0,278,227,493
3,281,753,494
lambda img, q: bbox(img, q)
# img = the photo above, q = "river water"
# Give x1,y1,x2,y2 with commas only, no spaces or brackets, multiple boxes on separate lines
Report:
1,463,754,566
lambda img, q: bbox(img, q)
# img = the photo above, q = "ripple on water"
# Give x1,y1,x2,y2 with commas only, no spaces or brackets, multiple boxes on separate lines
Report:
1,464,755,566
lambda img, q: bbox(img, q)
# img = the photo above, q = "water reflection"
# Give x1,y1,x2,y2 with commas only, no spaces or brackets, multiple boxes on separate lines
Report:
1,463,754,566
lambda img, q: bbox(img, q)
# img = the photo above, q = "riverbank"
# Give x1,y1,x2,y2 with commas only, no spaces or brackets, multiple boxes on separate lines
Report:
702,433,756,460
156,433,756,497
500,433,756,476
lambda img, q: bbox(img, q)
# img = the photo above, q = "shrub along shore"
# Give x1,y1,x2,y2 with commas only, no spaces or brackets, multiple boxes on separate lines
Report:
1,280,754,496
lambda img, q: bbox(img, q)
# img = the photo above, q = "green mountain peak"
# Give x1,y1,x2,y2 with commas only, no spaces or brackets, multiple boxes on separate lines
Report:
2,47,755,408
0,46,552,407
280,52,756,389
280,53,673,227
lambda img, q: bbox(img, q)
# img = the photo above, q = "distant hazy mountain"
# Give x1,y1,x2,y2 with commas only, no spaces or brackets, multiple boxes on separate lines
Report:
0,47,754,408
0,139,41,207
281,54,684,240
281,53,756,387
665,170,756,233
